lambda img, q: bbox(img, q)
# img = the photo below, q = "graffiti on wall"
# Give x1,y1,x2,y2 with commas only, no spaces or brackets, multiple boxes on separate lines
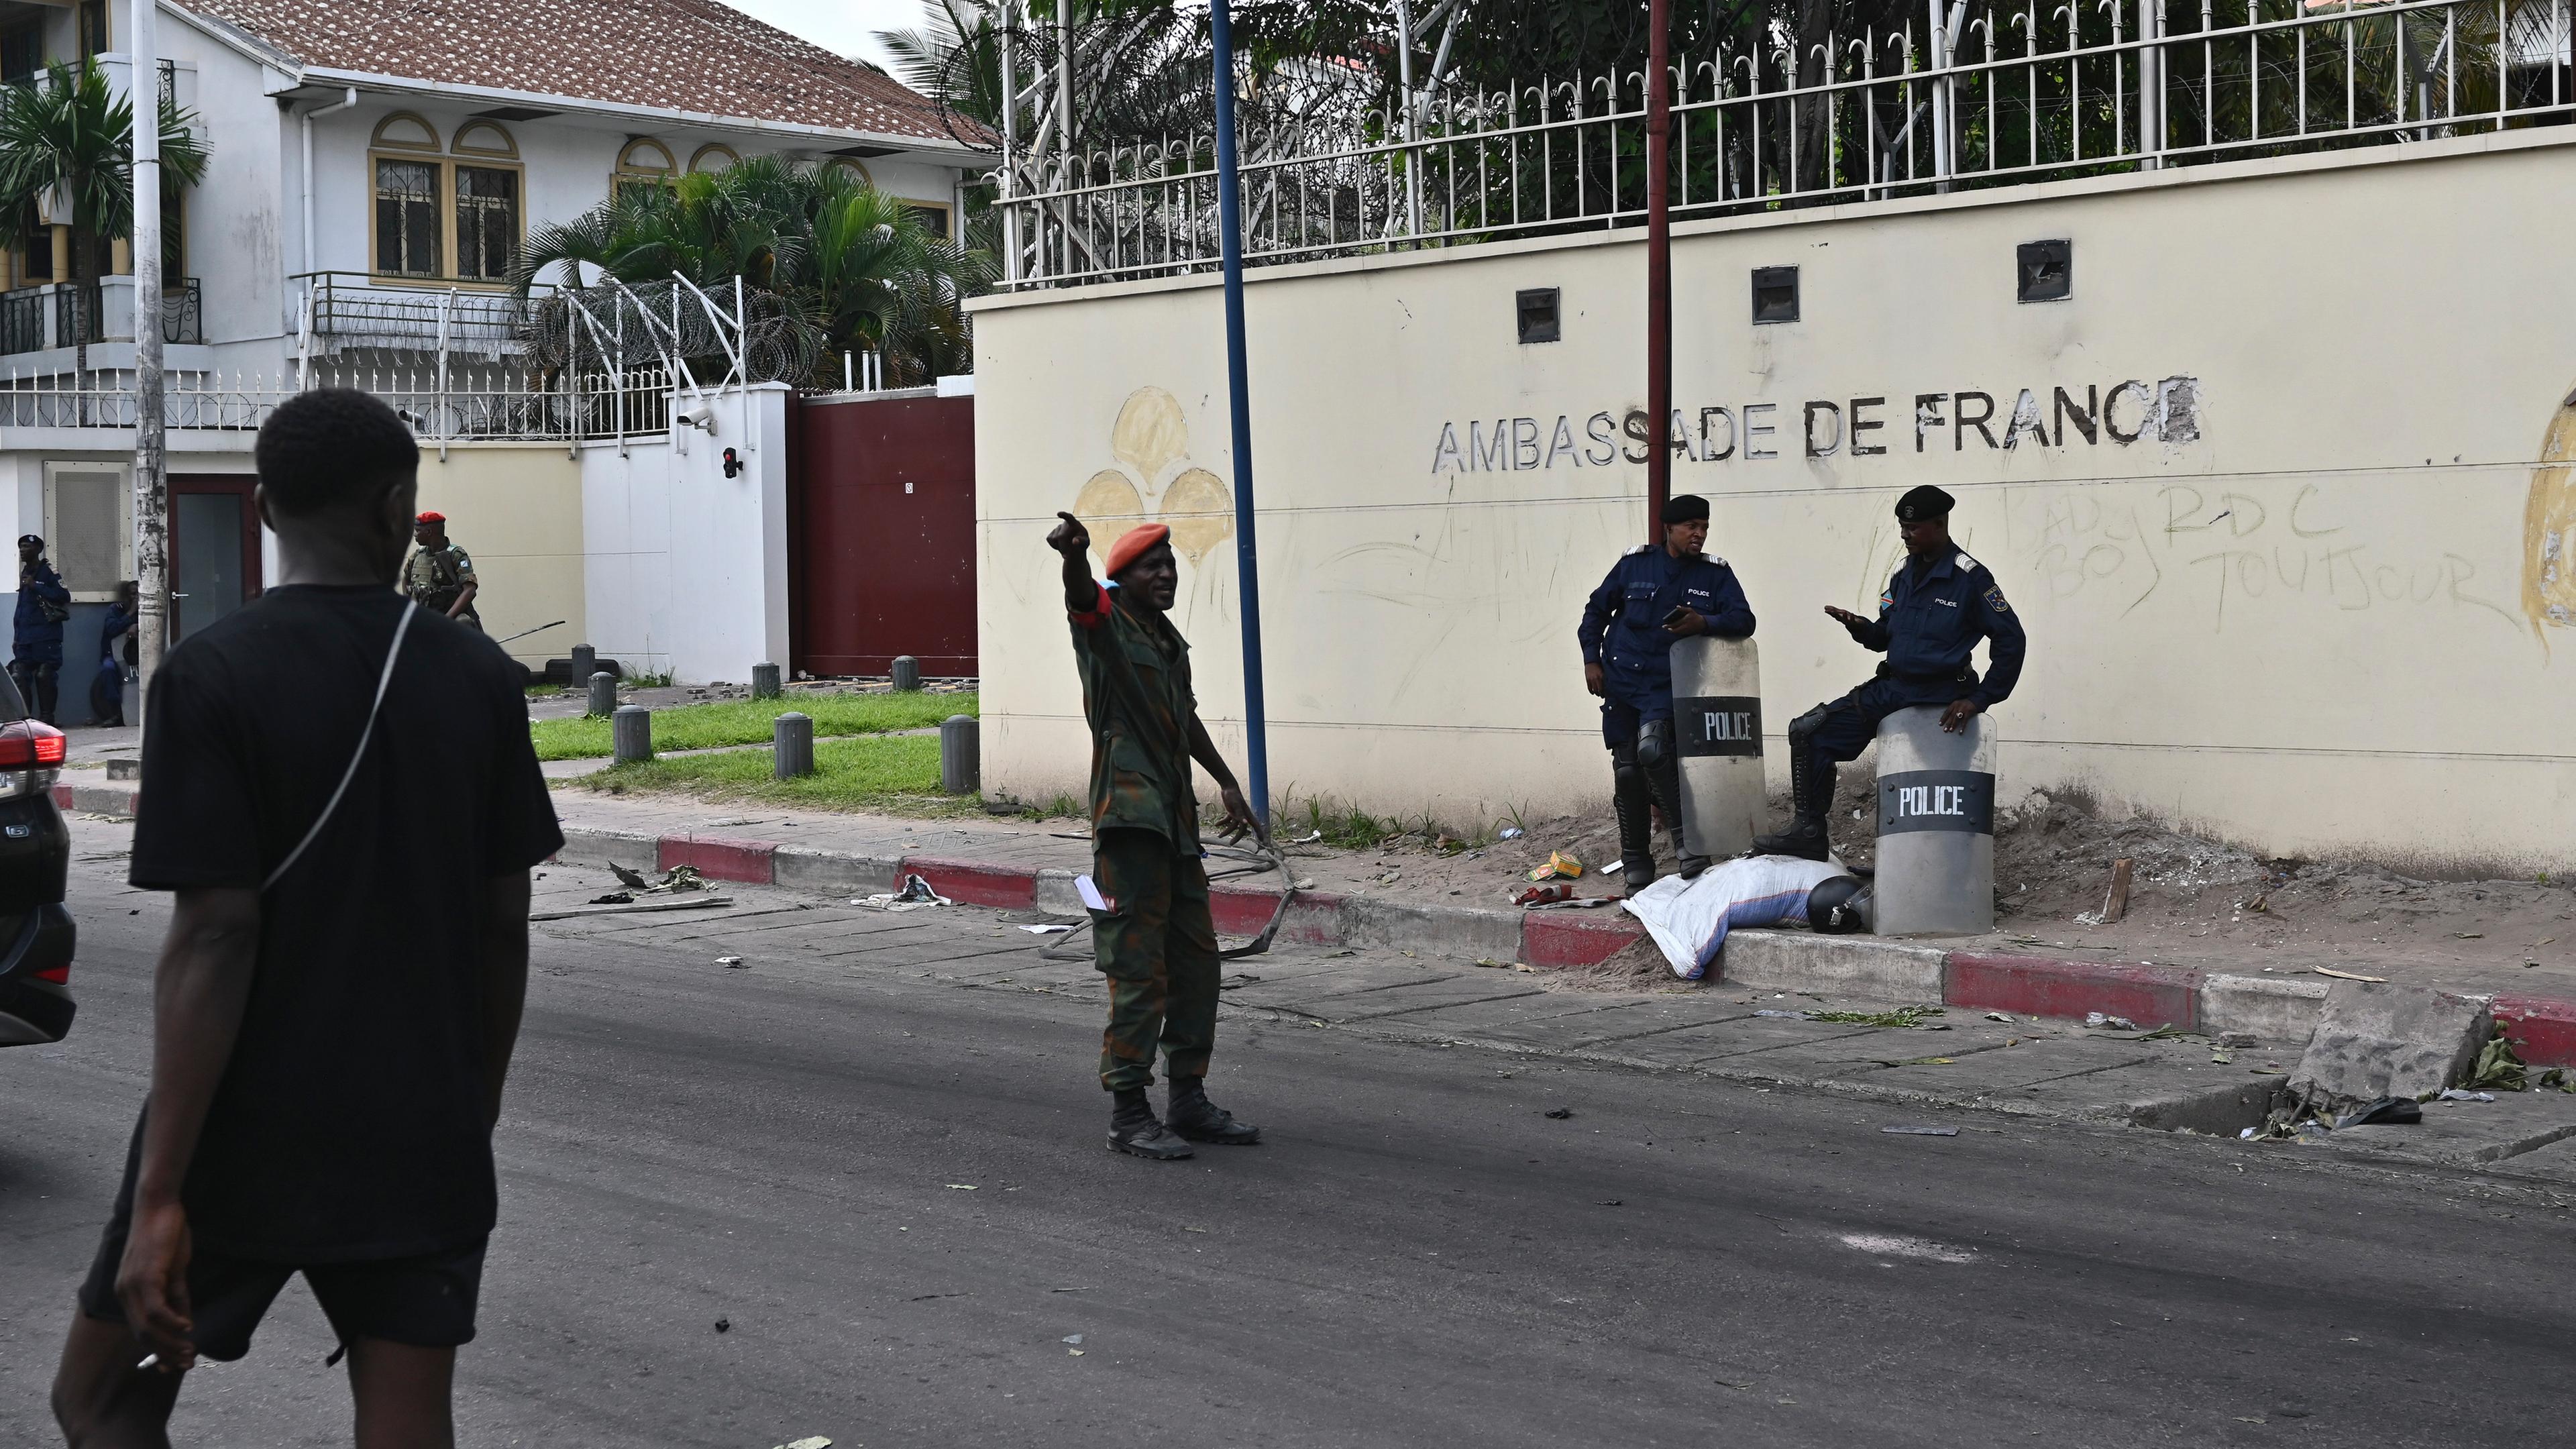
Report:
1071,386,1233,568
2524,381,2576,639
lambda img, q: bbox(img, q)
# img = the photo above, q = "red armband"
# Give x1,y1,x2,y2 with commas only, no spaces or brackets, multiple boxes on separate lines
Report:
1069,582,1113,629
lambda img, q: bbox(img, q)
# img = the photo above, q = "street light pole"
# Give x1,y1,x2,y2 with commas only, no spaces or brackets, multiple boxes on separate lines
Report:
131,0,168,719
1645,0,1673,541
1208,0,1269,829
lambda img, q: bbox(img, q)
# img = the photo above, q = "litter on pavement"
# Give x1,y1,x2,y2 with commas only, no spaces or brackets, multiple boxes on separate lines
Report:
717,956,745,968
855,873,953,912
2084,1012,2140,1031
1544,1107,1574,1119
2434,1088,2496,1102
528,894,733,922
1016,923,1075,934
1527,851,1585,882
2335,1096,2423,1128
1882,1126,1960,1136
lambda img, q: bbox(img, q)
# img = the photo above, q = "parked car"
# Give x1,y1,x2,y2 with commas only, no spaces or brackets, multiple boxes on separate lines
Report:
0,672,72,1046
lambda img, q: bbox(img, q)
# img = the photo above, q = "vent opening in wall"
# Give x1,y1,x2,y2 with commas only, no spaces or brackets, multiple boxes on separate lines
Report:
1750,266,1799,324
1515,287,1560,344
2017,239,2072,302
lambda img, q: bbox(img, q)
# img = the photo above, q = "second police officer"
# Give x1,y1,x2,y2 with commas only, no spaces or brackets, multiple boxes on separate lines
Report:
1752,484,2027,862
1578,494,1756,892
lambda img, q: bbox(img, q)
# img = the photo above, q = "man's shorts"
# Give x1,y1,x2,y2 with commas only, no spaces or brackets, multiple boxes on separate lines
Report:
75,1133,486,1363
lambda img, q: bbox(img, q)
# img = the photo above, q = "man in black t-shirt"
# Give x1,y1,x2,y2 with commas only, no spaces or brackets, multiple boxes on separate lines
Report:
49,390,562,1447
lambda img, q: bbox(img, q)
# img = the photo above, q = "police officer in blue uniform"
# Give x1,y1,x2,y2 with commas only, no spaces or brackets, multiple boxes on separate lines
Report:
1579,494,1756,890
1754,484,2025,861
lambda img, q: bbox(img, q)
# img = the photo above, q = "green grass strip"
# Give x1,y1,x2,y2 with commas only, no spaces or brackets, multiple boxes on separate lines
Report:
561,733,983,816
530,690,976,761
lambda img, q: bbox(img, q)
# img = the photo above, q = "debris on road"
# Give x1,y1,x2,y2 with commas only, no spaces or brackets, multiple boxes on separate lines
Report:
857,873,953,912
2314,966,2388,983
2084,1012,2140,1031
588,891,633,905
947,1183,977,1190
2464,1026,2529,1091
2433,1089,2496,1102
771,1438,830,1449
714,1318,729,1333
2217,1030,2259,1048
1062,1334,1083,1344
1882,1126,1960,1136
1016,923,1075,934
529,894,733,922
717,955,745,968
1544,1107,1574,1119
1984,1011,2017,1023
2336,1096,2423,1128
1499,826,1525,840
1754,1009,1805,1018
1810,1005,1943,1028
1515,882,1574,907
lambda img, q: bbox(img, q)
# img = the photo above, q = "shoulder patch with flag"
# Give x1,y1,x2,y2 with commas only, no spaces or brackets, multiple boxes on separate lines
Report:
1983,585,2012,614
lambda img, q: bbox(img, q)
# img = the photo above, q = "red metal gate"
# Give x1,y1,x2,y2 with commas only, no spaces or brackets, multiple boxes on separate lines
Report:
788,392,978,678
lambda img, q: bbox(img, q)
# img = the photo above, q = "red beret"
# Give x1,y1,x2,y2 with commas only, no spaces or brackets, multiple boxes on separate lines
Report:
416,511,445,525
1104,523,1171,580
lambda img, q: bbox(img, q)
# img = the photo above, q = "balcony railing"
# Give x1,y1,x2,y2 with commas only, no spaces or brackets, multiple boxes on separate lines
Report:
2,277,203,353
296,272,553,357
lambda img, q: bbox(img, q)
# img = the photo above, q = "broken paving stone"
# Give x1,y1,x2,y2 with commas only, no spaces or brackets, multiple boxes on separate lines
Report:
2217,1030,2259,1049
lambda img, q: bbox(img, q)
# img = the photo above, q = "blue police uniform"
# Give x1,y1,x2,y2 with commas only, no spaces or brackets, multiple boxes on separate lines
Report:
1578,533,1756,886
1577,543,1756,743
11,549,68,724
1757,537,2027,859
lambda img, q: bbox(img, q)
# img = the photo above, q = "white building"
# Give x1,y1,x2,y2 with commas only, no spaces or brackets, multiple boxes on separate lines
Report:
0,0,988,706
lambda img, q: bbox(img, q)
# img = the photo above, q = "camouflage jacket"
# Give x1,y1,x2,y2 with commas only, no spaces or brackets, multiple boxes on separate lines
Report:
404,543,478,613
1067,582,1199,853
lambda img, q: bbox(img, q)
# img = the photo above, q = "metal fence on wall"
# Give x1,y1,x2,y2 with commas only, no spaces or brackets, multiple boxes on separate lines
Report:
989,0,2573,289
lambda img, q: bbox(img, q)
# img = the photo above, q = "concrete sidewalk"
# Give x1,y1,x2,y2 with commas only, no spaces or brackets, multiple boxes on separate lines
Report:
506,790,2576,1071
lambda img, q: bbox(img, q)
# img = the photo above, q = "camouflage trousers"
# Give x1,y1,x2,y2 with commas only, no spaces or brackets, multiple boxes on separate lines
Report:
1090,827,1221,1091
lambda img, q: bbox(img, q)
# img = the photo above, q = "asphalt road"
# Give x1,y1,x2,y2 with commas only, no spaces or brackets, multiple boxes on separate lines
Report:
5,828,2571,1448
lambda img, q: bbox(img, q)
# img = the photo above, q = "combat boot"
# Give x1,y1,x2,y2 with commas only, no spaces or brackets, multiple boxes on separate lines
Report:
1612,764,1656,892
1752,759,1835,862
1165,1077,1261,1145
1644,753,1711,880
1108,1086,1194,1160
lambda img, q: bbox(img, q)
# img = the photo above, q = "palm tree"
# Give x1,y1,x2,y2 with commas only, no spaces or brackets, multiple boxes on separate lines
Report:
0,59,208,280
513,158,991,388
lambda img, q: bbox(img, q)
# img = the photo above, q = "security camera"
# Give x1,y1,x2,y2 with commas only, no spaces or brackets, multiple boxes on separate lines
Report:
678,400,715,432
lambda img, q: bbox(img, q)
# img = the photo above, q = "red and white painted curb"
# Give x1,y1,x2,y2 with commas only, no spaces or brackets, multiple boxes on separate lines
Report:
534,824,2576,1069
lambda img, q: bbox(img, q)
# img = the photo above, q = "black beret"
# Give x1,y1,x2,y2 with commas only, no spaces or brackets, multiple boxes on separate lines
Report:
1894,485,1954,522
1662,493,1710,524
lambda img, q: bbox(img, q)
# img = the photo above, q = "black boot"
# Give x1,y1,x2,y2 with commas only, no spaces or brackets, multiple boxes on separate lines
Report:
1645,753,1711,880
1752,754,1835,862
1165,1077,1260,1145
1108,1086,1194,1160
1612,753,1656,892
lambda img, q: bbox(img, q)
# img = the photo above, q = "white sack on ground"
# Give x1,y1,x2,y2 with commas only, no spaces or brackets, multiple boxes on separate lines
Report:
1619,856,1854,980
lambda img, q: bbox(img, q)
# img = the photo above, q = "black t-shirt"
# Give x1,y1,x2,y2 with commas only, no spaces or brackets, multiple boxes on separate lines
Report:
131,584,562,1263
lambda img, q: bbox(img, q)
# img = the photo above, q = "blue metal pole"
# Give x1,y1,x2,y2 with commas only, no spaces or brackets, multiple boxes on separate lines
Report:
1210,0,1269,829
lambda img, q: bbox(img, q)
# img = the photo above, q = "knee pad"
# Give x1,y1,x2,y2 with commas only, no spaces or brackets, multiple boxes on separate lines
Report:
1786,704,1830,746
1634,718,1674,769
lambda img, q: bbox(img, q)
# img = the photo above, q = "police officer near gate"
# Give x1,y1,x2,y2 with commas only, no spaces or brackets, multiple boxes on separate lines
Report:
1578,494,1756,891
402,511,481,631
1752,484,2027,861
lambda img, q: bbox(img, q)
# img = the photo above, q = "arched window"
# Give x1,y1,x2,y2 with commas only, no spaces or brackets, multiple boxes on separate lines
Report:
451,122,521,282
614,138,677,201
372,114,445,277
688,143,739,175
822,157,872,187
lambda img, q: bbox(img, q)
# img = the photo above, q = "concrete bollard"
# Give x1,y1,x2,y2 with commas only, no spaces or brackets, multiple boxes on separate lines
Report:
612,704,654,764
570,643,595,688
1667,635,1767,860
1870,706,1996,937
891,655,921,691
586,671,619,718
940,714,979,794
773,711,814,779
751,662,782,699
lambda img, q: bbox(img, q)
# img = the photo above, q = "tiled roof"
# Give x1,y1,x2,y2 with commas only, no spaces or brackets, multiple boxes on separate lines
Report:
184,0,989,148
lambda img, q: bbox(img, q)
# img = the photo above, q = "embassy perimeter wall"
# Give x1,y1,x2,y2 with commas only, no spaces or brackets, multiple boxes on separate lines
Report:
967,129,2576,869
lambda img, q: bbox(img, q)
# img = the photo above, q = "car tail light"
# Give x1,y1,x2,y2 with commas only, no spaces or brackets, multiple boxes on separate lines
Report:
35,963,67,983
0,721,64,767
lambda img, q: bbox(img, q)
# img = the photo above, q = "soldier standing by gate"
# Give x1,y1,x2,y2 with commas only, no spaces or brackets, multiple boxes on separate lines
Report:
1046,511,1265,1161
403,512,480,630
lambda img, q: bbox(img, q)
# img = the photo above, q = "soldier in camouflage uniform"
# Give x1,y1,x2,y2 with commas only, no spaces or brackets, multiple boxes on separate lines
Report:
402,511,481,630
1048,511,1265,1161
